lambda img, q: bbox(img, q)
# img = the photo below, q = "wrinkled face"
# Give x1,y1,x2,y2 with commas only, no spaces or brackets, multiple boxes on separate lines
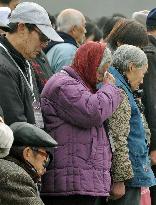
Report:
126,64,148,91
9,0,21,11
73,18,86,45
19,24,49,60
96,62,111,83
24,147,49,176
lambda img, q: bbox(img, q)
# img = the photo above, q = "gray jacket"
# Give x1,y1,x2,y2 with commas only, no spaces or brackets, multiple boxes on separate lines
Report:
0,158,44,205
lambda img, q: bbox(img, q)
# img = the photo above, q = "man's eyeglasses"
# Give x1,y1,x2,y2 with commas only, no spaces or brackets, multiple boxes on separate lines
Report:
31,147,51,168
32,148,49,159
33,27,50,44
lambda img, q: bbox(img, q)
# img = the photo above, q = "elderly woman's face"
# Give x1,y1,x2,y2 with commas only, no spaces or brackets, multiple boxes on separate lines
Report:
126,64,148,91
96,62,111,83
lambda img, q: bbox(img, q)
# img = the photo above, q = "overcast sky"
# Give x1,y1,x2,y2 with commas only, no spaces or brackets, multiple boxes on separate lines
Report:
23,0,156,20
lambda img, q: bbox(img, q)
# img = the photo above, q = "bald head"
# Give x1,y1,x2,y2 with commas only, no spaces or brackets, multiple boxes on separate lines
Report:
57,8,85,33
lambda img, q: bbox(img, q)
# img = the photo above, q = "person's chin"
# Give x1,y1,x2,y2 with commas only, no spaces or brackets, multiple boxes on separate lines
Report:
30,52,39,59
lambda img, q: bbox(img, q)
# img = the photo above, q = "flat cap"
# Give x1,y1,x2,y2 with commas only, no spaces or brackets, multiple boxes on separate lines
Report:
10,122,57,147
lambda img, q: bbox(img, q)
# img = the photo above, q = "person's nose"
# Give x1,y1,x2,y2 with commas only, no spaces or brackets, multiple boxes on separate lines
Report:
40,42,48,49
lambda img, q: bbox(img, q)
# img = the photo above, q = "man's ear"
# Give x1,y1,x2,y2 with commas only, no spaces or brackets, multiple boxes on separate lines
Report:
69,25,77,37
23,147,31,161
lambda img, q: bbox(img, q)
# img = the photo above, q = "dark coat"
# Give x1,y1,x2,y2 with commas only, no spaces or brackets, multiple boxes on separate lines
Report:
0,36,35,125
0,157,44,205
143,35,156,151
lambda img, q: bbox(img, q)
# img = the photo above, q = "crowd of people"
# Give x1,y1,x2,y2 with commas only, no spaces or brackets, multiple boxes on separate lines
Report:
0,1,156,205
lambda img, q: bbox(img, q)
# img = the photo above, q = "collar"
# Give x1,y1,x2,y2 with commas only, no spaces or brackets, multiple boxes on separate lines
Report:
109,66,133,93
58,32,78,47
6,155,41,183
44,32,78,54
0,35,28,74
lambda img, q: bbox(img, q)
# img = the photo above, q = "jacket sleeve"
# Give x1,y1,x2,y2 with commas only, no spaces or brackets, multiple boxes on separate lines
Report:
52,81,122,129
0,65,27,125
142,50,156,151
108,91,134,182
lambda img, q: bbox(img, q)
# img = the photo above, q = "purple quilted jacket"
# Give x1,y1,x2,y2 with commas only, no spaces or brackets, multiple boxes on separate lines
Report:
40,67,122,196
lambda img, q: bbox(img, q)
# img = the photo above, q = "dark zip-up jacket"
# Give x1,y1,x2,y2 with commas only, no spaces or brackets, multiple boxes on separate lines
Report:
143,35,156,151
0,36,35,125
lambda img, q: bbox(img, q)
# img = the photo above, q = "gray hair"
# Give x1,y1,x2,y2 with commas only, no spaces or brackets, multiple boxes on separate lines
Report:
98,47,112,70
112,44,148,73
57,8,85,33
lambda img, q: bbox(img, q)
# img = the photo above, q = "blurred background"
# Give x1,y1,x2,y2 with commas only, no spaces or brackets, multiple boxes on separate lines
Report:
23,0,156,19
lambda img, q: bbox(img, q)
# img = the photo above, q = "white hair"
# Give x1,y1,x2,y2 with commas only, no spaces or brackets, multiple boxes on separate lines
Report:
99,47,112,70
112,44,148,72
57,8,85,33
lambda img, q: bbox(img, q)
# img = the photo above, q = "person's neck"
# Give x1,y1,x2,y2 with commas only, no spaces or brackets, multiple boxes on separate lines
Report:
68,30,80,45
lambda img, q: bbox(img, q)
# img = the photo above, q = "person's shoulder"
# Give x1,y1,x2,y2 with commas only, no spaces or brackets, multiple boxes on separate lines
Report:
41,69,83,100
43,70,76,90
49,43,77,55
0,48,18,74
0,159,32,180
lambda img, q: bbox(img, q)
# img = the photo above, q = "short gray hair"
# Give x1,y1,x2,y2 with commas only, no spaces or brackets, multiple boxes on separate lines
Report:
112,44,148,73
98,47,112,70
57,8,85,33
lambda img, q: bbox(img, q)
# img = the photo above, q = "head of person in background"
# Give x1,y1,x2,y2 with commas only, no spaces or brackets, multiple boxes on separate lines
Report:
112,13,127,18
105,19,148,53
0,0,20,11
57,8,86,45
102,16,123,40
112,44,148,91
0,106,14,158
146,8,156,35
96,16,109,30
132,10,149,27
85,22,103,42
6,2,63,60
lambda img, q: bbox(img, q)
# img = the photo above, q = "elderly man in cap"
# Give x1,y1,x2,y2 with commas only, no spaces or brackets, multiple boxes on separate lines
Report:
0,2,63,126
0,122,57,205
142,8,156,205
